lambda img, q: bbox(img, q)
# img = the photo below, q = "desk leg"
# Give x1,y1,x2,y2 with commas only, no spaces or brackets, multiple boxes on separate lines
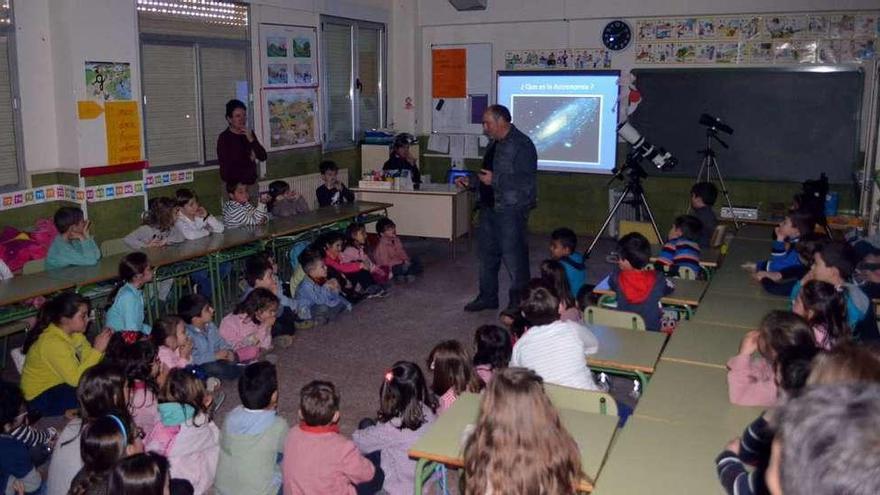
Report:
414,458,435,495
208,256,222,325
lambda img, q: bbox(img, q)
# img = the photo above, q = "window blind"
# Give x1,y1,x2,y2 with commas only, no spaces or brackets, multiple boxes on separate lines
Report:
324,22,354,148
0,35,19,187
358,27,381,133
200,46,248,162
142,43,200,167
137,0,247,39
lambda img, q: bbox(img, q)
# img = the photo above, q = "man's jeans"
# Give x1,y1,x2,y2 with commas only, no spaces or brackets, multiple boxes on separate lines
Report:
476,206,531,308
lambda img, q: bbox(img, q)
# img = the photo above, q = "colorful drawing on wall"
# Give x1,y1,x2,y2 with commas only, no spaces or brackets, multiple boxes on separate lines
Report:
504,48,611,70
292,37,312,58
263,88,318,150
267,36,288,57
267,63,289,85
260,24,318,88
84,62,131,101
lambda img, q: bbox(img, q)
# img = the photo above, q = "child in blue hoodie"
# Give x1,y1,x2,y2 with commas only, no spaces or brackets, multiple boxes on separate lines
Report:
215,362,288,495
747,210,815,274
549,227,589,300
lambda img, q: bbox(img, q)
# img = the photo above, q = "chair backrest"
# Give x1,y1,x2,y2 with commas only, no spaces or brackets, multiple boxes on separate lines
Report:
585,305,646,331
677,265,700,280
101,238,130,257
544,383,619,416
22,259,45,275
710,224,728,248
618,220,660,244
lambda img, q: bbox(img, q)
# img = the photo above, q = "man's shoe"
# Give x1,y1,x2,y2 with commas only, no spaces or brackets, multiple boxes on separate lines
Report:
464,299,499,312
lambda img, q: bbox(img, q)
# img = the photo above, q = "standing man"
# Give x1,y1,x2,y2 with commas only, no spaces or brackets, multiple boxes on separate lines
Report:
456,104,538,312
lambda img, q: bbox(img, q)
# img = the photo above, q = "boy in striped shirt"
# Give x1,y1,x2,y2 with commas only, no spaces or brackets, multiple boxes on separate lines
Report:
656,215,703,277
223,181,270,228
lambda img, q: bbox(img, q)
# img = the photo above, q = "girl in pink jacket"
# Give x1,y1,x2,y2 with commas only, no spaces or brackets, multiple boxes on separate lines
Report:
322,231,385,298
341,223,390,285
373,218,422,281
219,288,278,363
726,311,818,407
151,316,193,370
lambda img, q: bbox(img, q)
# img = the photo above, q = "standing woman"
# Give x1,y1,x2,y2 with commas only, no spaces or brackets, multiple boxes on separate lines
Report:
383,134,421,189
217,99,266,198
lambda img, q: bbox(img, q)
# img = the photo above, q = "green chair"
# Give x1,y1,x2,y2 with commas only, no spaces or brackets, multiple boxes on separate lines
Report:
101,238,130,257
585,305,646,331
676,265,701,280
22,259,45,275
544,383,618,416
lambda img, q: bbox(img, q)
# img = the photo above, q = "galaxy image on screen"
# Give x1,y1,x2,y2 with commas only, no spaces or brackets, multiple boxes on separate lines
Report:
511,95,602,164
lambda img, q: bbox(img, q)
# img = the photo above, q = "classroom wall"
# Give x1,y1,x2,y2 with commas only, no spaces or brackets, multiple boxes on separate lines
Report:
399,0,877,234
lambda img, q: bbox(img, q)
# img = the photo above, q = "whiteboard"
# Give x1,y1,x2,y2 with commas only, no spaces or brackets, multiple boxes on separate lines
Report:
431,43,492,134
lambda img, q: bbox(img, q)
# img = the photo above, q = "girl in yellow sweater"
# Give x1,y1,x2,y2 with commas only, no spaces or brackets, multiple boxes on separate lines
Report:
21,292,111,417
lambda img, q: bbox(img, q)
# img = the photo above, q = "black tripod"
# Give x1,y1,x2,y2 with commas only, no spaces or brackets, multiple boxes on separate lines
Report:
586,151,663,257
695,128,739,228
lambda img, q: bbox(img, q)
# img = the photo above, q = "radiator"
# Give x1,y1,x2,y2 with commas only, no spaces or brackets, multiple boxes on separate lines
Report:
607,187,638,238
259,168,349,210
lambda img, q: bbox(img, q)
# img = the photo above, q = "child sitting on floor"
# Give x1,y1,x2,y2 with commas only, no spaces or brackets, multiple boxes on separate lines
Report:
548,227,588,299
105,252,153,335
353,362,437,495
427,340,483,413
45,206,101,270
472,325,512,386
315,161,354,207
726,311,818,407
124,197,185,249
243,254,308,344
68,414,144,495
342,222,390,285
792,280,850,350
178,294,241,381
745,210,815,274
293,248,351,326
283,380,382,495
322,231,385,299
219,287,278,363
267,180,310,218
373,218,422,282
223,182,270,228
690,182,718,248
151,316,193,370
510,282,599,391
608,232,674,332
103,333,162,437
144,369,220,495
215,362,288,495
0,381,43,495
656,214,702,277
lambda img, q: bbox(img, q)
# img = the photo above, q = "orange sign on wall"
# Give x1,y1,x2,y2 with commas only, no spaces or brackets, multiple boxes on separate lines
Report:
104,101,142,165
432,48,467,98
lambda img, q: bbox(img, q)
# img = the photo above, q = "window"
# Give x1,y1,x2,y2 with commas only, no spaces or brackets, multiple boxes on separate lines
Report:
0,0,23,190
321,16,385,150
137,0,250,168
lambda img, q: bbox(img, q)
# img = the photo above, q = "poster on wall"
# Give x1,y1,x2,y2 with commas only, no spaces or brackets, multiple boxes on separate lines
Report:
84,61,132,101
260,24,318,88
504,48,612,70
261,88,320,150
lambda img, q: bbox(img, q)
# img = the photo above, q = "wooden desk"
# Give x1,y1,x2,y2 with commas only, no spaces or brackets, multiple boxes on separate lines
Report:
593,417,739,495
0,274,75,307
662,320,750,369
734,223,775,241
704,270,788,300
635,360,764,431
722,238,775,267
408,393,618,493
594,277,707,307
588,324,668,374
690,292,789,329
650,245,722,268
353,186,472,250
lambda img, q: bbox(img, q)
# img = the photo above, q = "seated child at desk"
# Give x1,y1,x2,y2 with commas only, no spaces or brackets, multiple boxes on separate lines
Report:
745,210,815,274
105,252,153,335
124,197,185,249
45,206,101,270
223,182,270,228
463,367,584,495
283,380,381,495
315,161,354,207
266,180,309,218
175,188,224,240
293,248,351,326
373,218,422,281
755,232,823,297
608,232,674,332
656,215,702,277
791,241,878,342
690,182,718,248
510,282,599,391
540,259,581,322
548,227,587,299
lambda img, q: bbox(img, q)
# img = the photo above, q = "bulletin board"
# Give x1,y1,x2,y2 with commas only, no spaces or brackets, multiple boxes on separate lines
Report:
431,43,492,134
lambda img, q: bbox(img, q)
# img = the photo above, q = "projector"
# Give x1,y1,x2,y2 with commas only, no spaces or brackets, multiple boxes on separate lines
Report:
449,0,487,11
